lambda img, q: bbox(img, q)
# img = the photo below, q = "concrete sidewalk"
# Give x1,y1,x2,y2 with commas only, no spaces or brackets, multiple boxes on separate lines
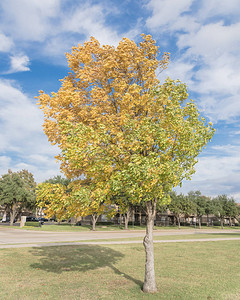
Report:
0,226,239,248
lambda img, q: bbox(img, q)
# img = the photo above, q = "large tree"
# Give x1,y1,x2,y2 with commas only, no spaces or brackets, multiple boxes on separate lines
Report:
0,169,36,225
37,35,214,293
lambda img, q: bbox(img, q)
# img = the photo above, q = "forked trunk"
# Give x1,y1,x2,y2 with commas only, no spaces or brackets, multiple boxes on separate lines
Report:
143,200,157,293
91,214,99,231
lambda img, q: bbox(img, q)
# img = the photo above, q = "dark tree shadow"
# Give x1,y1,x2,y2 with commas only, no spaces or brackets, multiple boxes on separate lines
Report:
30,245,143,287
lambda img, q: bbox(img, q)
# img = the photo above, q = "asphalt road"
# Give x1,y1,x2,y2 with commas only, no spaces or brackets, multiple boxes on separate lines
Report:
0,226,239,248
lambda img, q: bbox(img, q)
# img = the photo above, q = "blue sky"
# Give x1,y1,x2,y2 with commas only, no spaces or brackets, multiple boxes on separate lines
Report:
0,0,240,201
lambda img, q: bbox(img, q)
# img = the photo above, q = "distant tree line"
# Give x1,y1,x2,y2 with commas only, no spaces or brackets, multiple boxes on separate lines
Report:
0,170,239,228
168,190,240,229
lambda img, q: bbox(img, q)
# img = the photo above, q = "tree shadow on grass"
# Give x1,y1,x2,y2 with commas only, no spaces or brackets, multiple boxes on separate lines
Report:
30,245,143,287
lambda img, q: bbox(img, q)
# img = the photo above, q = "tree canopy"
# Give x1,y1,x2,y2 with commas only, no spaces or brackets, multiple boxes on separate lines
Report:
0,169,36,225
37,34,214,293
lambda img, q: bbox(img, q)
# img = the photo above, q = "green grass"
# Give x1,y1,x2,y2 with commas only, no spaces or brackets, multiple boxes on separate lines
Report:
3,232,240,246
76,232,240,243
3,223,239,232
0,240,240,299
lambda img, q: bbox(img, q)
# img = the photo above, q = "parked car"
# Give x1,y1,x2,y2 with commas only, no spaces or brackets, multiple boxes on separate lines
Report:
38,217,48,222
26,216,39,222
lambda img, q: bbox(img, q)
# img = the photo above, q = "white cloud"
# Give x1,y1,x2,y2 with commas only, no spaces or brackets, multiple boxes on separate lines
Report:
146,0,195,32
0,0,61,41
178,144,240,202
0,79,61,182
147,0,240,122
0,0,138,61
61,4,122,46
178,22,240,58
0,32,13,52
177,21,240,121
198,0,240,20
0,156,11,173
43,3,128,58
9,54,30,73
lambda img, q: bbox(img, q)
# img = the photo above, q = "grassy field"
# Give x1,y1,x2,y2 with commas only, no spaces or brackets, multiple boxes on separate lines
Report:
1,240,240,299
74,232,240,243
3,223,240,232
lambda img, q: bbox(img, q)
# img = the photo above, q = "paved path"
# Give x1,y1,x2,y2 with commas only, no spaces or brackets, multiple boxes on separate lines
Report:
0,226,239,249
0,237,240,249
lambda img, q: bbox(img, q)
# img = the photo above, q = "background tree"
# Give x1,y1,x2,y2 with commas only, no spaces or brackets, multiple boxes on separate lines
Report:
224,197,238,226
37,35,214,293
17,169,37,213
212,195,229,229
36,182,68,222
37,179,110,230
168,192,186,229
204,197,214,226
188,191,207,229
182,195,196,225
0,170,36,225
44,175,71,187
70,181,110,231
111,191,133,230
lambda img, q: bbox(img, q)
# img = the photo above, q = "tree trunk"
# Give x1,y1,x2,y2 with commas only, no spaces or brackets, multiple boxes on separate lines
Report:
139,212,142,226
10,202,17,226
2,210,7,222
177,216,181,229
207,214,209,226
143,200,157,293
91,214,99,231
220,218,224,229
198,216,202,229
124,209,130,230
229,217,232,227
119,213,122,226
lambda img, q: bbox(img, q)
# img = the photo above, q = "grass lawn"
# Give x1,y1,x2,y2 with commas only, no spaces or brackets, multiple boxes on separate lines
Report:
1,241,240,299
75,232,240,243
3,223,240,232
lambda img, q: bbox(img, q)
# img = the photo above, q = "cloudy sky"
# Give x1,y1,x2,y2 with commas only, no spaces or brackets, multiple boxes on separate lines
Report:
0,0,239,201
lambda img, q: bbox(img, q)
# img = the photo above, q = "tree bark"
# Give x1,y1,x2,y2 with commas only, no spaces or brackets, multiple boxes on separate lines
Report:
198,216,202,229
207,214,209,226
139,212,142,226
229,217,232,227
10,202,17,226
2,210,7,222
91,214,99,231
119,213,122,226
177,216,181,229
220,218,224,229
124,209,130,230
143,200,157,293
